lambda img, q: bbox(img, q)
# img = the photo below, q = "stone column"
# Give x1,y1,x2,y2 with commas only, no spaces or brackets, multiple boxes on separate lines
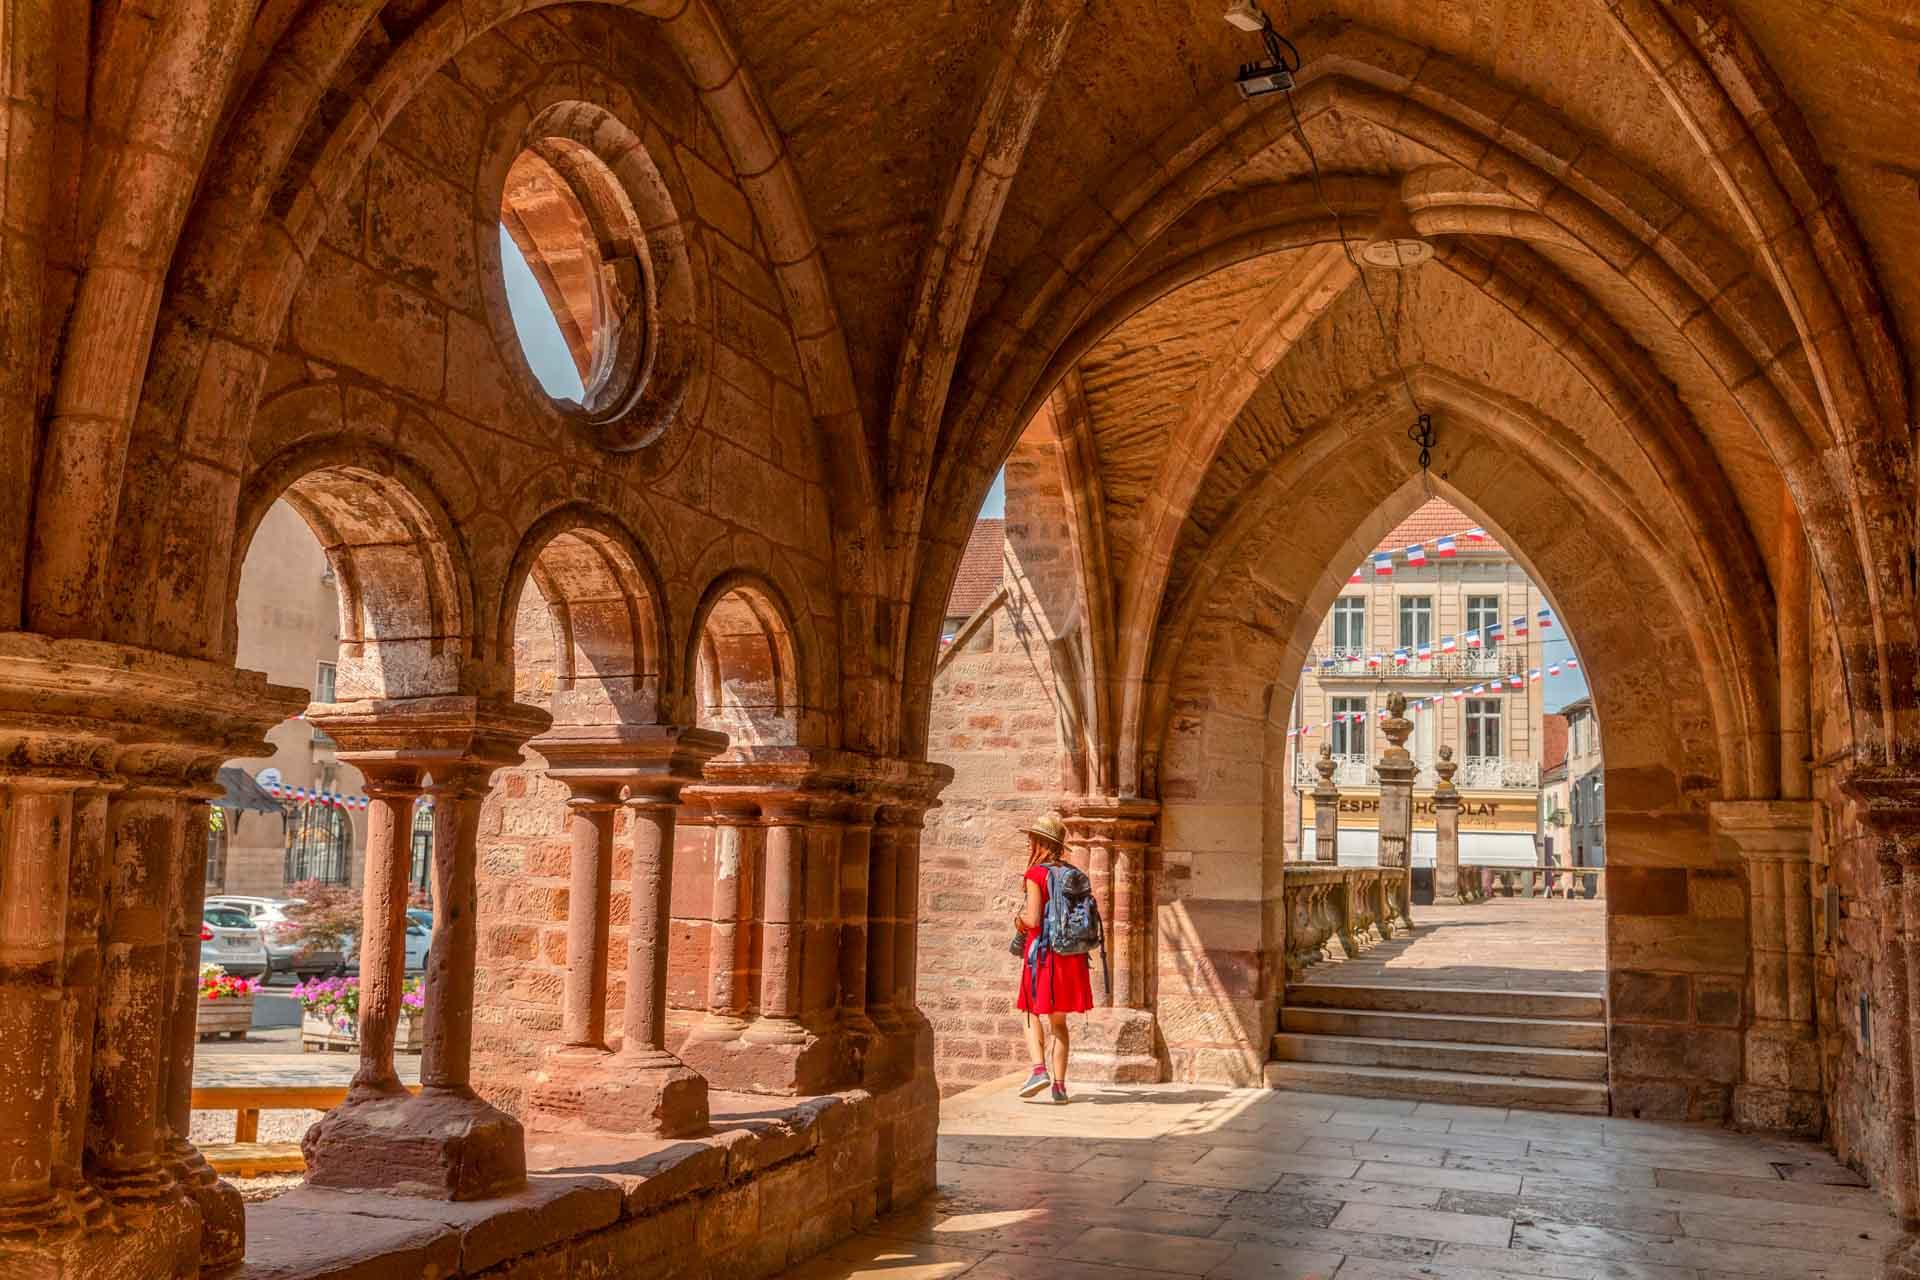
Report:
345,766,424,1097
303,696,546,1201
0,636,303,1280
1062,797,1162,1083
525,724,722,1137
1777,491,1811,801
163,791,243,1269
560,786,621,1051
684,793,761,1044
836,802,879,1069
1432,746,1464,904
1312,744,1340,863
1713,801,1821,1135
0,777,99,1243
1375,694,1416,928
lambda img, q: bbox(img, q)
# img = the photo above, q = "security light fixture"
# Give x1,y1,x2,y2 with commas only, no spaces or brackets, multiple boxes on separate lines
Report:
1224,1,1299,99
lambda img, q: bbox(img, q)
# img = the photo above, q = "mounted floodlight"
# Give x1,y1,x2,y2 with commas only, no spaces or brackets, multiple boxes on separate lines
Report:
1223,1,1301,99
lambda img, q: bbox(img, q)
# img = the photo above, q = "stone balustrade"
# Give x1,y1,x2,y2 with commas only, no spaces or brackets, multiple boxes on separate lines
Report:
1282,865,1414,980
1459,864,1605,900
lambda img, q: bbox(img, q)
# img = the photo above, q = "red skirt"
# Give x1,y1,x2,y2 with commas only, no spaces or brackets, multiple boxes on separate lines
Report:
1016,947,1094,1014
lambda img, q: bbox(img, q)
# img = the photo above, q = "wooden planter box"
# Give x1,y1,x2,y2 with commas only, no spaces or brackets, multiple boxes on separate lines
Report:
196,995,255,1041
301,1009,423,1054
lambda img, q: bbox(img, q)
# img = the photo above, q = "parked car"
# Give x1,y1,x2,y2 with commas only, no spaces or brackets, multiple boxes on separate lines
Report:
338,916,432,976
204,894,343,979
199,906,268,976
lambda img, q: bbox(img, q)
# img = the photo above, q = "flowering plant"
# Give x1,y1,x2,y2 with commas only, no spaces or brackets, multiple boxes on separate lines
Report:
290,975,424,1032
198,963,260,1001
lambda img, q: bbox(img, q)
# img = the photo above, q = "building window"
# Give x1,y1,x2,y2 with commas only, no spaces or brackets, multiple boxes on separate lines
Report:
206,812,228,890
1331,598,1365,653
1331,696,1367,758
315,661,337,701
1397,596,1432,650
1465,698,1503,758
410,804,434,891
286,804,351,885
1466,595,1501,648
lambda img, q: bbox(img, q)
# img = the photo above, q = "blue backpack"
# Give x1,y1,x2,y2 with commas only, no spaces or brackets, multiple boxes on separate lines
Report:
1040,863,1103,956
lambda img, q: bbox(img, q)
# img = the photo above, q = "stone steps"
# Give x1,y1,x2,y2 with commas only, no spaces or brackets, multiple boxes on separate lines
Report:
1262,1060,1612,1114
1279,1005,1607,1050
1272,982,1610,1115
1284,983,1604,1021
1271,1032,1610,1081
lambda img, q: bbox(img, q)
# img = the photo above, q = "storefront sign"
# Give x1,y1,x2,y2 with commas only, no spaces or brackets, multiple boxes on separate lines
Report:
1305,793,1537,833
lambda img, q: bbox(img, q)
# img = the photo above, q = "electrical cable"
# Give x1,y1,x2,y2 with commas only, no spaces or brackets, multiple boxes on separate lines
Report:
1242,4,1434,473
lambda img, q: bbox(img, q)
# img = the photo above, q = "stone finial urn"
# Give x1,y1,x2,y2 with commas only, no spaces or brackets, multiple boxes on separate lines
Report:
1315,741,1336,788
1433,743,1459,797
1380,690,1413,763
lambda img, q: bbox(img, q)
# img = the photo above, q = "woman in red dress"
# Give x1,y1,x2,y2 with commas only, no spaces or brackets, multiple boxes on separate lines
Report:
1013,814,1092,1103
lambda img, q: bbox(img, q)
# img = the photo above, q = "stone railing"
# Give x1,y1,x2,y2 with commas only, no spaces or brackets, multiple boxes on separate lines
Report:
1291,755,1540,791
1283,865,1415,980
1306,647,1527,682
1459,864,1605,900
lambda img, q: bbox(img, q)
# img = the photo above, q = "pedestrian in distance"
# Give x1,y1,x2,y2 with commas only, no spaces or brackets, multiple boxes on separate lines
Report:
1010,813,1103,1104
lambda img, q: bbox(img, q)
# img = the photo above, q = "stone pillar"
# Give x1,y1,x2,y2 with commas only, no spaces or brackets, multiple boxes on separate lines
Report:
523,724,722,1138
836,802,879,1072
1374,694,1416,929
303,696,547,1201
560,787,620,1050
1313,744,1339,863
684,794,760,1046
1432,746,1464,904
1710,801,1820,1135
0,636,303,1280
1777,491,1811,801
163,791,244,1269
1062,797,1163,1083
345,766,425,1097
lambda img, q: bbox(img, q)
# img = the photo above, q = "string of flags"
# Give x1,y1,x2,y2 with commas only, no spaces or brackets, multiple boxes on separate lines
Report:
1352,526,1488,581
1287,656,1579,739
262,779,367,811
1316,609,1556,673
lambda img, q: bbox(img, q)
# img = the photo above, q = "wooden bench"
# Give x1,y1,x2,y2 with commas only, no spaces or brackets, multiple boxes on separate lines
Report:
192,1084,419,1177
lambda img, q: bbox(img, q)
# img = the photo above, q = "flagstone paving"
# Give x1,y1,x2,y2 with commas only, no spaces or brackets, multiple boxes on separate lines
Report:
789,1081,1891,1280
1294,899,1607,995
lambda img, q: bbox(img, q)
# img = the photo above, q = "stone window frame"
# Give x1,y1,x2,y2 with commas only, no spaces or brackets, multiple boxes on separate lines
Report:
1397,594,1433,651
1465,593,1502,650
1330,596,1365,654
1330,694,1368,760
1465,696,1503,760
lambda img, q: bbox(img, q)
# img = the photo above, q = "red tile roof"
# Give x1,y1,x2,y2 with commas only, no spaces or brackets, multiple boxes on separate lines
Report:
1376,499,1504,556
946,519,1005,618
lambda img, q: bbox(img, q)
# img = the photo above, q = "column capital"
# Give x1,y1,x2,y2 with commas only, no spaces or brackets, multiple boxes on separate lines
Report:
306,694,550,773
1059,795,1159,846
533,722,727,801
1709,799,1813,862
0,633,306,784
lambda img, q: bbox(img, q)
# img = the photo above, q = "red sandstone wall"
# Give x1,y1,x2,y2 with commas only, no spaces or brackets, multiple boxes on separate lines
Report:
917,436,1083,1094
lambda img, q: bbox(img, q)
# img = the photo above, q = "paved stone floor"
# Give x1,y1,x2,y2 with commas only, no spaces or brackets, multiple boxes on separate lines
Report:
792,1082,1892,1280
1296,899,1607,995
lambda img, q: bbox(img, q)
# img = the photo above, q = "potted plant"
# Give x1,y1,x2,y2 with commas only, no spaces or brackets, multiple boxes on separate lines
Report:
291,974,425,1053
195,964,260,1040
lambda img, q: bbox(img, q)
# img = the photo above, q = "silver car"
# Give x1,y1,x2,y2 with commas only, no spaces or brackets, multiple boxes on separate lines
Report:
200,906,268,976
204,895,344,979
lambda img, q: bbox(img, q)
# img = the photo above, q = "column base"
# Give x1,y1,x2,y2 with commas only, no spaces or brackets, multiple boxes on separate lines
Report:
1735,1022,1824,1138
1070,1007,1163,1083
303,1087,526,1201
526,1046,710,1138
680,1016,839,1095
0,1208,177,1280
166,1136,244,1270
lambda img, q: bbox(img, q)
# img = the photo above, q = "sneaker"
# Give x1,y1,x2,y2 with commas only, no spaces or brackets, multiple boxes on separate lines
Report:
1050,1083,1069,1105
1016,1067,1050,1098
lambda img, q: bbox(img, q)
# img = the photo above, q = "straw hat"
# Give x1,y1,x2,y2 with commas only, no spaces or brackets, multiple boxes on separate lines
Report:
1020,814,1067,848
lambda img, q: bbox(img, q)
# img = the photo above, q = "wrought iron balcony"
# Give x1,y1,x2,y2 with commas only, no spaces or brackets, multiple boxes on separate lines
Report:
1293,754,1540,791
1305,646,1528,682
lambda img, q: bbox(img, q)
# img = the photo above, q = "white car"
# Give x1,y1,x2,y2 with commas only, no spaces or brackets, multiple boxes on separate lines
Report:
200,906,269,976
339,916,432,975
205,895,343,979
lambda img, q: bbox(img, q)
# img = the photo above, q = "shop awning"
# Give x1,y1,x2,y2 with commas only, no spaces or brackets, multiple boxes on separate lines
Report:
215,767,284,814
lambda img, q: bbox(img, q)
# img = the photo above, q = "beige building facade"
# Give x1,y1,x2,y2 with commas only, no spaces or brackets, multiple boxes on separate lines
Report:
212,500,369,897
1285,501,1555,866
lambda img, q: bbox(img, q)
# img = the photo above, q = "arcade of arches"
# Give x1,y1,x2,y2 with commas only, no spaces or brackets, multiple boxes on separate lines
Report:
5,2,1920,1277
